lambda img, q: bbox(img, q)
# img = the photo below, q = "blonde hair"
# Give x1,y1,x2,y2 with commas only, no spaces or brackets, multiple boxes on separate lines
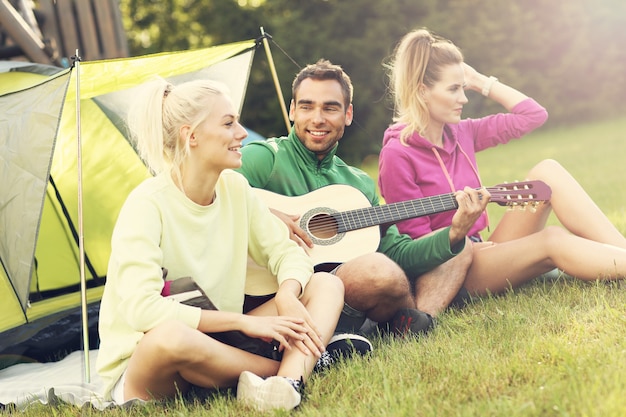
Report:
387,28,463,144
127,78,229,181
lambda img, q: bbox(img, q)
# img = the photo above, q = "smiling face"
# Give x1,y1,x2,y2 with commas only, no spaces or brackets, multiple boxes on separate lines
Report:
289,78,353,160
423,63,469,128
189,94,248,173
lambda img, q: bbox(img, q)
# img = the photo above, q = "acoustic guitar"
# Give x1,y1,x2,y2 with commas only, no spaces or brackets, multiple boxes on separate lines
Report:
253,180,551,265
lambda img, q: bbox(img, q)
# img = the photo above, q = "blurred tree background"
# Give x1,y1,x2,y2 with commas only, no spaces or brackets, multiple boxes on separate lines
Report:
119,0,626,165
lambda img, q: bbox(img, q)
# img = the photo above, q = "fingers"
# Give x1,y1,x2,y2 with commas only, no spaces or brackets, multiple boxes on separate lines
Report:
475,186,491,208
290,326,324,358
269,317,307,352
450,187,490,241
275,210,314,248
287,316,324,357
275,316,324,357
293,226,314,248
456,187,490,210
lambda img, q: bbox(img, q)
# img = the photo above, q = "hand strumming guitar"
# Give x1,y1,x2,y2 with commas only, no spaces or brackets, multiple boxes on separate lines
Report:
270,208,314,249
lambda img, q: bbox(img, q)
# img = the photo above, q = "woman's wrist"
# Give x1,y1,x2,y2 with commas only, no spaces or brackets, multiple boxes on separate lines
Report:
481,76,498,97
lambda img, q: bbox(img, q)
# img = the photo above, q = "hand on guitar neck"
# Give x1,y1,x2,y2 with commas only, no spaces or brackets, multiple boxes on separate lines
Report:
448,186,490,247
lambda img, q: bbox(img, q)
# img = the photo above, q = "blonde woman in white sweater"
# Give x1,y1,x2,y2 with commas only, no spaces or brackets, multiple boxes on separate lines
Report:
96,78,343,412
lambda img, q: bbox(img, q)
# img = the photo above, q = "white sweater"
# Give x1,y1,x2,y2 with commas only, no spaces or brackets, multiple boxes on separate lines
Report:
96,170,312,399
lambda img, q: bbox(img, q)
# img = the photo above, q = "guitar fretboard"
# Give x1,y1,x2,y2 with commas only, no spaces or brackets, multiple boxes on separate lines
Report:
336,193,458,233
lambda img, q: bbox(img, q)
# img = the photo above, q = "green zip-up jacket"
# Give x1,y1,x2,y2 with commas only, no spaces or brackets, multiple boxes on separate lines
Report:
236,129,463,278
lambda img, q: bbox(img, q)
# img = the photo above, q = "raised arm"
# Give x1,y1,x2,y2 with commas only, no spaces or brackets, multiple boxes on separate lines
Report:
462,62,528,111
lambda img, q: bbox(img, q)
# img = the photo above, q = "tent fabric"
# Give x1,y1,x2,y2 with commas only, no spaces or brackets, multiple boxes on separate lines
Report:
0,350,114,411
0,67,71,330
0,40,256,408
0,349,146,411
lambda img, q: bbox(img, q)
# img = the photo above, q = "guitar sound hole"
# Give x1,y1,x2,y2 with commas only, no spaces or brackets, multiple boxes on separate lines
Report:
307,213,339,240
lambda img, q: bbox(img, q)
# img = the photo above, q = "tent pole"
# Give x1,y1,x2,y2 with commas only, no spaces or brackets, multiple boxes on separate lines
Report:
73,50,91,383
259,27,291,134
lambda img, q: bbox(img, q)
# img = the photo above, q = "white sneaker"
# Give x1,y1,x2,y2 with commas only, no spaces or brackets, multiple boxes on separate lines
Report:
237,371,302,411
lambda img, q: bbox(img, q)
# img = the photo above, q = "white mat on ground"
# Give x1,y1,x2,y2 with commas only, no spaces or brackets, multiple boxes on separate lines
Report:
0,349,114,410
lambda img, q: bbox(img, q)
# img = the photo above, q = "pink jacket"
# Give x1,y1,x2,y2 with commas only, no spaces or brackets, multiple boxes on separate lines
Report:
378,98,548,240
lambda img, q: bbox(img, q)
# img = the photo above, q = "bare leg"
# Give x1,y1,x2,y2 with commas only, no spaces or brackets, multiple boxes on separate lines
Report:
413,239,472,316
124,320,280,401
123,273,342,400
491,159,626,249
335,252,414,322
247,272,343,381
465,226,626,295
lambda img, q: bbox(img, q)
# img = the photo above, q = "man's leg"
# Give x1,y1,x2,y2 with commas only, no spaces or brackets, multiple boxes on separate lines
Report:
413,241,473,316
334,252,433,335
335,252,413,323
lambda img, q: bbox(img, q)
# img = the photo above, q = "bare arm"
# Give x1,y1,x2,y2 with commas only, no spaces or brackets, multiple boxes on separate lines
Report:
463,63,528,111
274,279,324,357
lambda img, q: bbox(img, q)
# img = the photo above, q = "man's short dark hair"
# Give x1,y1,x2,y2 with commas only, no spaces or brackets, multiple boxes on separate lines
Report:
292,59,353,110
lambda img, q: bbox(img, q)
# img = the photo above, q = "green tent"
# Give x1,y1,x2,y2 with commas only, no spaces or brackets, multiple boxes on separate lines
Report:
0,40,257,368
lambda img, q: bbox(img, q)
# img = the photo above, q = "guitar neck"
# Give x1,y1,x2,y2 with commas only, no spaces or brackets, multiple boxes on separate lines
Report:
336,193,458,233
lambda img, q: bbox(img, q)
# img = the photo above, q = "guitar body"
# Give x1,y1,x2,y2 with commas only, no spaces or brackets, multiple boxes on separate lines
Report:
254,184,381,265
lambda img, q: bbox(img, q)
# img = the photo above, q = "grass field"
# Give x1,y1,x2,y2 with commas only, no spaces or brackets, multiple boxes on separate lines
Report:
9,118,626,417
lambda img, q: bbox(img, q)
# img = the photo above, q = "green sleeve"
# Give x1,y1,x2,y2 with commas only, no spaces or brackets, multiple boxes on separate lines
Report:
378,225,464,278
235,141,275,188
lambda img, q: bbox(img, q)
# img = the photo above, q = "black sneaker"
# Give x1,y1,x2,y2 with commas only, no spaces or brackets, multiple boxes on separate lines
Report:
314,333,373,372
379,308,434,336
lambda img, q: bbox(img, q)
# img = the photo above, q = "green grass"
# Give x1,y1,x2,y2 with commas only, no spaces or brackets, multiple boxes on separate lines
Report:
9,118,626,416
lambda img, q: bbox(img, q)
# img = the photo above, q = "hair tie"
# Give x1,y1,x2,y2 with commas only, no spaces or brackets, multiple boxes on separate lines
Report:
163,84,173,98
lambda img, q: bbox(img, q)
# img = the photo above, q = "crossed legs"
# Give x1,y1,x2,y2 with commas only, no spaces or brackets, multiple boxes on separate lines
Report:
121,272,342,402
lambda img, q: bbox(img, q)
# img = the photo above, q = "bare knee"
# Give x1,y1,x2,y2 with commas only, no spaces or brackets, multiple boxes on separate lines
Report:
302,272,344,307
335,253,411,313
139,320,196,361
527,158,563,179
539,225,569,250
340,253,407,295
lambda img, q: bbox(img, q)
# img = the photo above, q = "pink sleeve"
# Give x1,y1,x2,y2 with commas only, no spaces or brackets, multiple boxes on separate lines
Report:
469,98,548,152
378,143,436,239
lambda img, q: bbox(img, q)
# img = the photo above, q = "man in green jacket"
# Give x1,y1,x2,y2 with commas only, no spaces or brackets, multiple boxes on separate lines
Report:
236,59,488,344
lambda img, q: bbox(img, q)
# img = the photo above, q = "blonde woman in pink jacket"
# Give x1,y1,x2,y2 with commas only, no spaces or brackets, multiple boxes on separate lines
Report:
379,28,626,299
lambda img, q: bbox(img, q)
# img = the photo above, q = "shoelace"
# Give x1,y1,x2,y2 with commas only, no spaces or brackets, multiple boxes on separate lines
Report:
285,377,305,395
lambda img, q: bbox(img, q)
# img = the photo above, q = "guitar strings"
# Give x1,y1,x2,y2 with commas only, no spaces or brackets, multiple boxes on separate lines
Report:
306,194,457,235
303,185,544,237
